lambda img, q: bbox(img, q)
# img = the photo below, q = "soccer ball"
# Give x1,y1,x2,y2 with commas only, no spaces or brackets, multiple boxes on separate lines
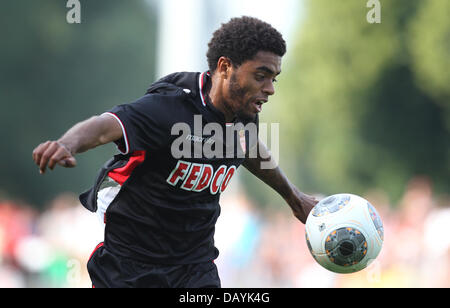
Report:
305,193,384,274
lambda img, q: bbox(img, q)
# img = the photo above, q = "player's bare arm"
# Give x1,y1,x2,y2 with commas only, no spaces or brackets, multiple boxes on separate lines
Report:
242,139,318,224
32,114,123,174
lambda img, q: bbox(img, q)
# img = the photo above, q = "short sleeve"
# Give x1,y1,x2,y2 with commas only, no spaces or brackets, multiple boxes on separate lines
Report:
104,95,170,154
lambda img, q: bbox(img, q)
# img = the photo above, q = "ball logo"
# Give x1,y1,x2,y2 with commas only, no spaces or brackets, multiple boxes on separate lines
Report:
166,160,236,195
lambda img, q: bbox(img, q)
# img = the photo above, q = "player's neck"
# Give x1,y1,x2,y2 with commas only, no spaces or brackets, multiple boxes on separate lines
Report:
208,75,235,123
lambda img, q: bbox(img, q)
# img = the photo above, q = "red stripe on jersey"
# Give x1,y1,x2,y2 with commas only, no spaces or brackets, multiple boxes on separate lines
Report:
108,150,146,185
89,242,104,261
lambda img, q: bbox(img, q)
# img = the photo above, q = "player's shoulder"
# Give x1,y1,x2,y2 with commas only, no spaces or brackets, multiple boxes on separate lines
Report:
134,71,204,115
145,71,200,98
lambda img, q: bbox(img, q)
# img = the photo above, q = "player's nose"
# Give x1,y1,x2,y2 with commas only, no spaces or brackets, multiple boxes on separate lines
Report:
262,80,275,96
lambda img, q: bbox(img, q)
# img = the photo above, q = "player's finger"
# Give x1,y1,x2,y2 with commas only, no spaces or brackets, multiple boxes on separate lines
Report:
32,144,40,165
48,146,71,170
57,156,77,168
39,141,59,174
32,141,50,166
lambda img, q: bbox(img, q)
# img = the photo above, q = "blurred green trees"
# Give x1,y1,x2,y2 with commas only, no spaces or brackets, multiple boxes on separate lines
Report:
248,0,449,205
0,0,157,207
0,0,448,209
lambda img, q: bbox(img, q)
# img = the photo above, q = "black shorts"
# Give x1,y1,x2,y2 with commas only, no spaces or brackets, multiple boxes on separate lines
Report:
87,243,221,288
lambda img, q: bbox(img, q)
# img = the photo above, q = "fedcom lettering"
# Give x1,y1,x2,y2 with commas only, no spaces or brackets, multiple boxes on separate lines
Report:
166,161,236,195
223,292,270,303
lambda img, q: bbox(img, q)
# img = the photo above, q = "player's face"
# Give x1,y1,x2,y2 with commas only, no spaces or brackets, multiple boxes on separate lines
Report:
225,51,282,121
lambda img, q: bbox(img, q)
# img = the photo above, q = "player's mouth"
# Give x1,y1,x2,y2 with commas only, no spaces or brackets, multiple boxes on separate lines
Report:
253,99,267,113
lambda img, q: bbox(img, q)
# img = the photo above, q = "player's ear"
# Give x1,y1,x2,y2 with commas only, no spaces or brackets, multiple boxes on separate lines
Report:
216,57,233,79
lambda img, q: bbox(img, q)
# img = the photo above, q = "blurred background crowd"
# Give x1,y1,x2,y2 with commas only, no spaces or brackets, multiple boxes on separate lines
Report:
0,176,449,287
1,0,449,287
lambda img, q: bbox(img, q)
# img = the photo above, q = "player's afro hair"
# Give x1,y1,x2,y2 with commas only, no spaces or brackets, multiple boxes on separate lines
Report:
207,16,286,72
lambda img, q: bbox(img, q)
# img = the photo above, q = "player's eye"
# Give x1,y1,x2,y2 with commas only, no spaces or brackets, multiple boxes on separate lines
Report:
254,73,265,82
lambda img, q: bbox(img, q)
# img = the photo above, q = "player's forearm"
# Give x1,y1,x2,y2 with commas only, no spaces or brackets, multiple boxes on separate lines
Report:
244,159,295,200
58,115,122,155
243,141,294,200
243,140,318,223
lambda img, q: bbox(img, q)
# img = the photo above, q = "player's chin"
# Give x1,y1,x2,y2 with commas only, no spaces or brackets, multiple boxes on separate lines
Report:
237,110,257,122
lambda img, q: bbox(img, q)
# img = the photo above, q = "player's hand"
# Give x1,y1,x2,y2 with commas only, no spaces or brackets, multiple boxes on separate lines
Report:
32,140,77,174
286,187,319,224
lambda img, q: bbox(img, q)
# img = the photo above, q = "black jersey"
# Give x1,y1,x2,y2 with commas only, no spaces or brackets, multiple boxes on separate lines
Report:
80,72,258,265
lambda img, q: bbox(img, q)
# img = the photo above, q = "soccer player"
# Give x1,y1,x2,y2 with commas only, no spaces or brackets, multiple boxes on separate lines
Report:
32,16,318,288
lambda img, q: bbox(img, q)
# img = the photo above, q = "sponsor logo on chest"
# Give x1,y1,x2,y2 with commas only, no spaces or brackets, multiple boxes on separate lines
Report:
166,160,236,195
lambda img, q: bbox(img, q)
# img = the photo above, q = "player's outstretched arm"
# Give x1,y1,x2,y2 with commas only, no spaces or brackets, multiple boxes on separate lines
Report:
32,114,123,174
242,139,318,224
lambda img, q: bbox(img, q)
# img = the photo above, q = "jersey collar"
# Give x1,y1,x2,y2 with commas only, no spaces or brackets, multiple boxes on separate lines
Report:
198,71,228,124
